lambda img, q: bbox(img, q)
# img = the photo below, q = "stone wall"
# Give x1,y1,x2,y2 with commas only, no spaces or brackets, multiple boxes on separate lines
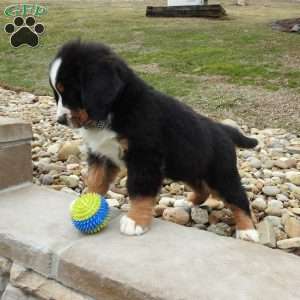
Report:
0,257,92,300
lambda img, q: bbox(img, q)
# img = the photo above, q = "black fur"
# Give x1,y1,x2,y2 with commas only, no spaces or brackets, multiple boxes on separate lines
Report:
50,40,258,216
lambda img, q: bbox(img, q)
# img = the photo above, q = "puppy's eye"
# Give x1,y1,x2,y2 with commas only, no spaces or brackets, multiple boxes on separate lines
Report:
56,82,64,93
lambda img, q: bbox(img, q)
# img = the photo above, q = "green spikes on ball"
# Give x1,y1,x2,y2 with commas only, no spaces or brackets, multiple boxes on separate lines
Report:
70,193,110,234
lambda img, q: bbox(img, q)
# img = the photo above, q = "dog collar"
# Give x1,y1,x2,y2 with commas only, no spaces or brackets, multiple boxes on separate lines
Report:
96,114,112,130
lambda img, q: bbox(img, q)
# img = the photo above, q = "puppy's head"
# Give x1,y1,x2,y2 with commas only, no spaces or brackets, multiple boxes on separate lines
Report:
49,40,124,128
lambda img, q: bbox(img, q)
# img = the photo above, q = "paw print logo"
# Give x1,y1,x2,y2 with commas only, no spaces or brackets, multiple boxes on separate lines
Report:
4,16,45,48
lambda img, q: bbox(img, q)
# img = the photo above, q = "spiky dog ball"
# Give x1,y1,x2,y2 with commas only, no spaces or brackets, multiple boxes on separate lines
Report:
70,193,110,234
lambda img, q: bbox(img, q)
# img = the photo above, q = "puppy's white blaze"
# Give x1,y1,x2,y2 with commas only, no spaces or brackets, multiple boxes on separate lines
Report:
56,97,71,119
120,215,148,236
236,229,260,243
49,57,71,120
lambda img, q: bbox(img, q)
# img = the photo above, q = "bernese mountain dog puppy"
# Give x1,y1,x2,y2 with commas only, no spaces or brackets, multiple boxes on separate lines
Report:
49,40,259,242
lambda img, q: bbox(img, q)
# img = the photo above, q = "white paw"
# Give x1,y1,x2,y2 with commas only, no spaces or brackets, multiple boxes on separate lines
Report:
120,215,149,236
236,229,260,243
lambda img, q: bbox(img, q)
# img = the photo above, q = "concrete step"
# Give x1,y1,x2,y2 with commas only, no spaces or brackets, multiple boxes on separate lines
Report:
0,117,32,189
0,184,300,299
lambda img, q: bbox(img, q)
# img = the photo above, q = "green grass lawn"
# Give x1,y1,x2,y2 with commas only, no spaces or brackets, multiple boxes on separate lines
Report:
0,0,300,130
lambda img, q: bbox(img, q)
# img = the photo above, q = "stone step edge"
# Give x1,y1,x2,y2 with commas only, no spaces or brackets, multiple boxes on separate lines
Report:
0,184,141,299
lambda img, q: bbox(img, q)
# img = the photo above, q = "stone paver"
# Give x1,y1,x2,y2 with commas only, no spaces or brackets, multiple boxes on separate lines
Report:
0,184,300,300
0,117,33,189
0,184,119,276
0,117,32,144
57,217,300,300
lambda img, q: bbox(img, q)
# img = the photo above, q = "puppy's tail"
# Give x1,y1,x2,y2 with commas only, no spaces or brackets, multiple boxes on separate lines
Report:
220,124,258,149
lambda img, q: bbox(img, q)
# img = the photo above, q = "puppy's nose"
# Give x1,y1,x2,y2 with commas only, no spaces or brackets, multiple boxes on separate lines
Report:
57,114,68,126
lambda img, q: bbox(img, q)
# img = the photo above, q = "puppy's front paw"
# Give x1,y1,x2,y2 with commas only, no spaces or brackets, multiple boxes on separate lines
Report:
120,215,149,236
236,229,260,243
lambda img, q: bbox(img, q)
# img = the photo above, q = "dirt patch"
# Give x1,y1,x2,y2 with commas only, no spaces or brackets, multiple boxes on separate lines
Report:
272,18,300,32
133,63,162,74
179,74,300,132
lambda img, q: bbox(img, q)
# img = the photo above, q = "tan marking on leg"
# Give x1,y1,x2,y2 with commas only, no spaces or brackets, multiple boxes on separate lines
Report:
118,137,128,152
127,197,155,227
229,205,255,230
187,181,210,205
86,162,119,195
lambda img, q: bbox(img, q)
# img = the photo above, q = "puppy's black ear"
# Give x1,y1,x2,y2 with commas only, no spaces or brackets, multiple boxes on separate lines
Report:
81,61,123,120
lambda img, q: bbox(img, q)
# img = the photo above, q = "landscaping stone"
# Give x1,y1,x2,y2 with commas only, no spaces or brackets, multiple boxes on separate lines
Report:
0,257,12,276
191,207,209,224
262,186,280,196
292,208,300,215
286,171,300,186
257,220,276,248
1,284,39,300
173,199,191,210
60,175,79,188
153,204,167,217
248,157,262,169
274,159,296,169
287,145,300,154
40,174,54,185
106,190,125,201
276,194,289,202
106,198,120,208
207,223,232,237
10,263,90,300
0,257,11,295
284,216,300,238
159,197,175,207
162,207,190,225
264,216,282,228
57,142,80,161
252,197,267,211
208,209,235,225
201,197,224,210
277,238,300,249
265,199,283,216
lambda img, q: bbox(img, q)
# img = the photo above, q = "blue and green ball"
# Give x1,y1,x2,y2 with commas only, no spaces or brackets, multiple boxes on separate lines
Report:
70,193,110,234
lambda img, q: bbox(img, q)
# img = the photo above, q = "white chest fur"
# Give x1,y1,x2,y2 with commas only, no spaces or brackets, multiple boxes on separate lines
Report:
79,128,125,168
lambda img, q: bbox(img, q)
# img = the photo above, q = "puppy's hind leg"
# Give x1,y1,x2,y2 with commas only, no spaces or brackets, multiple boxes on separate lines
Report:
187,180,210,206
207,170,259,243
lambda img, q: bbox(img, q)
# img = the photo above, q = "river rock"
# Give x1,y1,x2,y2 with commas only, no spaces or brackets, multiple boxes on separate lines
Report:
40,174,54,185
159,197,175,207
248,157,262,169
58,142,80,161
286,171,300,186
201,197,224,210
262,186,280,196
153,204,167,217
252,197,267,211
265,199,283,216
191,207,209,224
162,207,190,225
207,223,232,237
274,158,296,169
60,175,79,188
284,216,300,238
257,220,276,248
277,237,300,249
